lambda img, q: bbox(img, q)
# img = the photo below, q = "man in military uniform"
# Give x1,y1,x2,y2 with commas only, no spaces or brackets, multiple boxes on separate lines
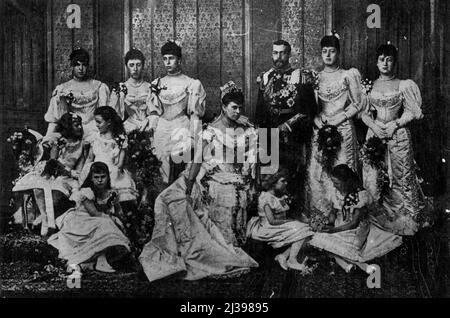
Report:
255,39,317,199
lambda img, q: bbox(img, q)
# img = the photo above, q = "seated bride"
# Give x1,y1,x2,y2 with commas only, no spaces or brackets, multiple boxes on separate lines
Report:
138,81,259,282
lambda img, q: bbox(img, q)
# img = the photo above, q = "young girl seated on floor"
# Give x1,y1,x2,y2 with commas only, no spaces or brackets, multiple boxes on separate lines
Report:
48,161,131,273
246,170,314,271
308,164,402,273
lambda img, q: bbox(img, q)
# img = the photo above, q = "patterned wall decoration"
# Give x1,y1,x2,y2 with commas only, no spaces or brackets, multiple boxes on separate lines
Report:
175,0,198,78
151,0,174,79
303,0,325,70
281,0,304,68
131,0,154,82
197,0,221,118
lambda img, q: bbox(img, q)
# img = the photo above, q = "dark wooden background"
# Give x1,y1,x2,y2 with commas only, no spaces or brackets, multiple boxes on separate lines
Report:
1,0,449,211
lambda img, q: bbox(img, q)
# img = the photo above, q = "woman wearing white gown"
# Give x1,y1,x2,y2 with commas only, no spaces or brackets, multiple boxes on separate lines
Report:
304,33,363,224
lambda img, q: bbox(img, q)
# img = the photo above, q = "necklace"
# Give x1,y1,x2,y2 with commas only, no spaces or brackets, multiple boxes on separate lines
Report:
167,70,182,76
378,75,396,81
322,66,340,73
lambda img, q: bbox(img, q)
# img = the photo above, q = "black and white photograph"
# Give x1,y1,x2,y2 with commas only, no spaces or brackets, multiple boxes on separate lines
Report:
0,0,449,300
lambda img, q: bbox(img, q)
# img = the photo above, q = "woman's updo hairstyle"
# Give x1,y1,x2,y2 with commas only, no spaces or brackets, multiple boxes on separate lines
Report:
320,31,340,52
69,48,90,66
376,42,398,64
124,48,146,66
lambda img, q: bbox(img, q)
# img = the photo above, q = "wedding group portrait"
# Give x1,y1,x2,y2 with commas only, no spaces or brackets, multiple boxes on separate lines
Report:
0,0,449,299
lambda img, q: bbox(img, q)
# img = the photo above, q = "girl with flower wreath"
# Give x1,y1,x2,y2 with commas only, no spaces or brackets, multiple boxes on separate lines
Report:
80,106,137,204
360,43,428,236
138,83,258,282
304,33,364,226
12,113,88,235
246,169,313,271
308,165,402,273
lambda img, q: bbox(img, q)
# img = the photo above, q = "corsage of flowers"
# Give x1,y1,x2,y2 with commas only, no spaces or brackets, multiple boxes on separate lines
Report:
317,124,342,170
361,78,373,95
114,134,127,148
150,78,167,96
62,92,75,106
111,82,128,96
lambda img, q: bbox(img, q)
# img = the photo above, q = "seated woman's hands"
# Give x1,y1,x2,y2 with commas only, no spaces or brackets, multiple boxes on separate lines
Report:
383,121,399,139
327,112,347,127
314,116,324,129
370,122,387,139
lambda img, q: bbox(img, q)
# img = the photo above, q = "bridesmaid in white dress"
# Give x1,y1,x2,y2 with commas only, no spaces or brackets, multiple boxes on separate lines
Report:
361,43,426,236
109,49,154,134
305,33,363,224
147,41,207,184
44,48,110,141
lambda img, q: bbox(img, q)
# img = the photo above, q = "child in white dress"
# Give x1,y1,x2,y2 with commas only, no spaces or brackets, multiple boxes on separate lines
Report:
81,106,137,203
247,170,314,271
48,162,131,273
308,164,402,273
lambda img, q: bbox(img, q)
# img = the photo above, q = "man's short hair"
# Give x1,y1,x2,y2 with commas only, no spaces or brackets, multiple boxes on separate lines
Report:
273,40,291,55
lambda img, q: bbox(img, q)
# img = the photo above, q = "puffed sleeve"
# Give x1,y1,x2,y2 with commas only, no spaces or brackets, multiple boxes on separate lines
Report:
97,82,110,107
187,79,206,117
108,82,125,119
69,187,95,205
397,79,423,127
344,68,363,118
44,84,68,123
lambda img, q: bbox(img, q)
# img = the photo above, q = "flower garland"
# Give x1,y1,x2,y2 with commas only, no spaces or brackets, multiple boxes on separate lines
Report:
360,136,390,202
7,130,39,184
127,129,161,190
317,125,342,170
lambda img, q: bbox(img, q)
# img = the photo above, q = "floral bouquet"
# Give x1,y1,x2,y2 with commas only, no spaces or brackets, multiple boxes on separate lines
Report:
361,136,390,202
127,129,161,190
111,82,128,96
317,125,342,170
309,210,330,232
360,136,386,168
360,78,373,95
7,129,39,182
